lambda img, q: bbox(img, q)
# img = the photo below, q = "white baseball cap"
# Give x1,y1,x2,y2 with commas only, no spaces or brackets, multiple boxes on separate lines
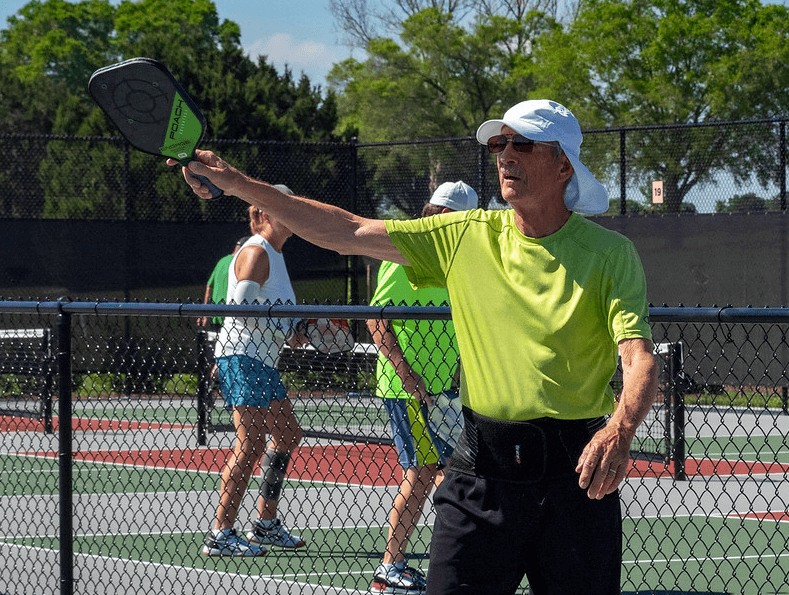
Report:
476,100,609,215
429,181,479,212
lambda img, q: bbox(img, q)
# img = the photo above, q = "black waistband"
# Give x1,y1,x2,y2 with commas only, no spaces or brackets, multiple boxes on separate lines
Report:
449,408,607,483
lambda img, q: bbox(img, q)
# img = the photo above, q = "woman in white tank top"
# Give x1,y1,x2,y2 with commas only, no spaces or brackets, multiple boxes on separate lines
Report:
203,202,310,557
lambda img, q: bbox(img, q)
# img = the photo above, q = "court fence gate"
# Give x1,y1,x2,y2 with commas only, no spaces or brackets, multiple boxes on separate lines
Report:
1,300,788,595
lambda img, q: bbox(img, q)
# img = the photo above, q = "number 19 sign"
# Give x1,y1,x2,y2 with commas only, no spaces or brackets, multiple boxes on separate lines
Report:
652,180,664,204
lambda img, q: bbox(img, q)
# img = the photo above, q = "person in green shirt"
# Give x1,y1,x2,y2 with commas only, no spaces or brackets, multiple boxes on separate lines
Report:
199,236,248,329
367,181,477,594
171,98,658,595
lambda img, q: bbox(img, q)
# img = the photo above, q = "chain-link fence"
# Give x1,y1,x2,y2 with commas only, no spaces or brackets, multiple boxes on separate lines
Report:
1,301,788,594
1,119,788,303
2,118,787,220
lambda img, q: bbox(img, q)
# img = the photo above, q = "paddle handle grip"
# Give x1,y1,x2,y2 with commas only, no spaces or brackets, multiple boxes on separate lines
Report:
188,171,224,199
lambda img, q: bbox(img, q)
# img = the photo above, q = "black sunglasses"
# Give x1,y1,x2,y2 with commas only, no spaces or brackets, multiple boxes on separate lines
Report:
486,134,551,154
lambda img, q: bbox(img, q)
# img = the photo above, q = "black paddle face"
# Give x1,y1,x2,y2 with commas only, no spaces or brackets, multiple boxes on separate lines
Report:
89,58,206,162
88,57,223,198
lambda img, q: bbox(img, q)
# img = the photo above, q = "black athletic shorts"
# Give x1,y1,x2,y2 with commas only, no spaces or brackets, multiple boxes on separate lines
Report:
425,410,622,595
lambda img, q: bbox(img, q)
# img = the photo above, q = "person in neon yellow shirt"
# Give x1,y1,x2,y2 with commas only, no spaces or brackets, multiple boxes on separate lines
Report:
367,181,476,594
172,98,659,595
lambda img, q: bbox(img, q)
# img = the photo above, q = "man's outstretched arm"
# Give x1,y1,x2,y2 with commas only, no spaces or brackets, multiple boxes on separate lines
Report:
170,149,408,265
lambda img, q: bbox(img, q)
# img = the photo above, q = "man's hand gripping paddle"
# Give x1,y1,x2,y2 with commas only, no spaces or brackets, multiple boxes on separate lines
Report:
88,57,223,199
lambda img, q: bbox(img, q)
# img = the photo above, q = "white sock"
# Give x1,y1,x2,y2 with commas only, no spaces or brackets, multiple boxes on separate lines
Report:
378,562,402,574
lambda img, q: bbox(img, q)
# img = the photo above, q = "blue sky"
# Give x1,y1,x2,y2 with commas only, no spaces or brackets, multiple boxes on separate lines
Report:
0,0,357,89
2,0,787,91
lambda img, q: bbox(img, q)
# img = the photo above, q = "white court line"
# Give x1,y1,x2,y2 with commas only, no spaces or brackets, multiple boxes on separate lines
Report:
627,512,789,522
623,551,789,565
4,520,388,541
0,542,366,594
707,511,789,523
4,538,787,583
693,451,789,462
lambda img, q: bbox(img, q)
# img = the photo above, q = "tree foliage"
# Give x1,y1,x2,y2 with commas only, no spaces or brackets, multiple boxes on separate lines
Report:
327,5,553,213
0,0,341,220
328,0,571,49
3,0,788,220
715,192,785,213
0,0,339,140
329,0,789,213
328,6,556,141
530,0,789,211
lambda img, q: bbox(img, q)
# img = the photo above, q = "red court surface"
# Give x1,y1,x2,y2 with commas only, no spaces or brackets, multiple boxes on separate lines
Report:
728,511,789,523
0,414,192,432
16,444,403,487
630,457,789,478
7,412,787,485
14,445,788,488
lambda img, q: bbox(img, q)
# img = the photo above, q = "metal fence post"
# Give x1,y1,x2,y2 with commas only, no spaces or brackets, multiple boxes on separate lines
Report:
56,299,74,595
619,129,627,215
668,342,686,481
196,329,209,446
478,142,488,208
780,121,786,211
347,137,360,304
42,327,55,434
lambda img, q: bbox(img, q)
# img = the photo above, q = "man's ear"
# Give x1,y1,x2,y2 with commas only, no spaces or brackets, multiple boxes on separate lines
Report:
559,155,574,183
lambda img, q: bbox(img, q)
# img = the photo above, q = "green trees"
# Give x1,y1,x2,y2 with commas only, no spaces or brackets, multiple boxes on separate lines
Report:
1,0,338,139
326,5,558,212
715,193,785,213
329,0,789,212
0,0,341,220
531,0,789,212
328,7,555,140
2,0,787,217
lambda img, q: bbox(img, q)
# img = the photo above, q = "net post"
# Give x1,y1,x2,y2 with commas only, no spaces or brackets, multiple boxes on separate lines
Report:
56,301,74,595
669,342,687,481
196,329,210,446
42,327,55,433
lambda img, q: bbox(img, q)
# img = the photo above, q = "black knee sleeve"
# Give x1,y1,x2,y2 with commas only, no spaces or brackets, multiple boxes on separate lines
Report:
260,449,290,501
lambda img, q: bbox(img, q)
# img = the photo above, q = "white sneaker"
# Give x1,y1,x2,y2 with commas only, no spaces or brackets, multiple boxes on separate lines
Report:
202,528,267,557
247,518,306,548
370,561,427,593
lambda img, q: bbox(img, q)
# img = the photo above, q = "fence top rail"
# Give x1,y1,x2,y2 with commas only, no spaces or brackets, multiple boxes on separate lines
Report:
5,301,789,323
3,115,786,145
0,300,454,320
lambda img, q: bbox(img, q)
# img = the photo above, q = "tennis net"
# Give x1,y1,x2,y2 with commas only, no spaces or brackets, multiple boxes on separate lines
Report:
196,330,391,445
0,327,55,431
196,330,687,472
627,341,686,474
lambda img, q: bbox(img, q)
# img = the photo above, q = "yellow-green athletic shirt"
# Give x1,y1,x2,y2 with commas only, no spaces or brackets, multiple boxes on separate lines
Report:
370,260,460,399
385,210,652,422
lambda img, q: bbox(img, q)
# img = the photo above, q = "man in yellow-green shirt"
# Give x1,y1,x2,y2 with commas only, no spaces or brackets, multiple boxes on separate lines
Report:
174,99,659,595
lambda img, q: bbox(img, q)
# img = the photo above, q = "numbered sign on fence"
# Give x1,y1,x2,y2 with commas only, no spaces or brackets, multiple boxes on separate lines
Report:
652,180,664,204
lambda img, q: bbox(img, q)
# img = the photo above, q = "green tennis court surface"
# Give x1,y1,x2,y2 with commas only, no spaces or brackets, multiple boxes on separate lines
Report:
3,442,789,594
5,514,786,593
2,526,411,590
3,400,789,594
